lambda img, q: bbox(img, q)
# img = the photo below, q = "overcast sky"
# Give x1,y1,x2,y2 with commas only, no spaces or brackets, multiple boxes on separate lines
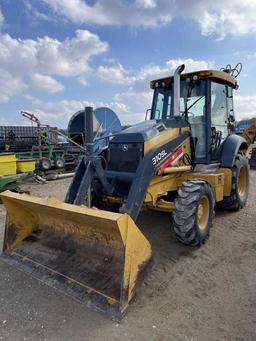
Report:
0,0,256,127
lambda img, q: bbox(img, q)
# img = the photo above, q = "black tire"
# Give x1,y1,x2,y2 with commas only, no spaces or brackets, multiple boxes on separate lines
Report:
54,158,65,169
39,158,51,171
220,153,249,211
173,180,215,246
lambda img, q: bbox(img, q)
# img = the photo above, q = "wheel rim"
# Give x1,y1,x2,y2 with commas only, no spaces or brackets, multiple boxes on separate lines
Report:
41,159,50,170
197,195,210,232
238,166,247,198
56,159,64,168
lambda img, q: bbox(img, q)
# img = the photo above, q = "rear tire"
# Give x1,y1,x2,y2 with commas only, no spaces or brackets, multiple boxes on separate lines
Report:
173,180,215,246
220,153,249,211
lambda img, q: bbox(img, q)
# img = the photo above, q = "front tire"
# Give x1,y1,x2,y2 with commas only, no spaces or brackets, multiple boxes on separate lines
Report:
173,180,215,246
220,153,249,211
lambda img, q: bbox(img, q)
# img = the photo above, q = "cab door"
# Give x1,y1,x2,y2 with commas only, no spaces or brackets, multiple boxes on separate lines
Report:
210,82,229,159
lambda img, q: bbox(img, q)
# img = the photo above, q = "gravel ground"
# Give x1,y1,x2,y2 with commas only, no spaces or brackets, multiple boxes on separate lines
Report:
0,171,255,341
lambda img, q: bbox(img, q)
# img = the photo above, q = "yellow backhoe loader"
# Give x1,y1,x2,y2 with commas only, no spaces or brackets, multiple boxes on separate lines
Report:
242,123,256,168
242,123,256,145
0,64,250,319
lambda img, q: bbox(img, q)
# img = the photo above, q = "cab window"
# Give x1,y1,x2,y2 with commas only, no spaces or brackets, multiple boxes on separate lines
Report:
155,91,164,119
151,80,207,159
181,80,207,159
211,82,228,157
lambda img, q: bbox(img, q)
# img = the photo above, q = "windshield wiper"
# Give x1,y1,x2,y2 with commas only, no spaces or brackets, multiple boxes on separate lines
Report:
183,95,204,115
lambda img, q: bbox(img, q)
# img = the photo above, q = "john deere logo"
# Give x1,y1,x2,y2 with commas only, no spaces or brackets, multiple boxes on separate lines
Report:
122,144,128,151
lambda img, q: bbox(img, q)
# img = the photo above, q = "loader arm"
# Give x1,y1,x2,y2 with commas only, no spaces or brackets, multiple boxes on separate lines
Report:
121,131,190,221
65,107,113,205
65,152,113,205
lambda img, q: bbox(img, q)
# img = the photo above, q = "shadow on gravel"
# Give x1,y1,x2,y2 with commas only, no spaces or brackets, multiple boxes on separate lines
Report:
137,210,197,264
136,203,235,265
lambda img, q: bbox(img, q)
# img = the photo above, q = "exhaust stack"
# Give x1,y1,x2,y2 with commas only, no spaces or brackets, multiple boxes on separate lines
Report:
172,64,185,117
85,106,94,156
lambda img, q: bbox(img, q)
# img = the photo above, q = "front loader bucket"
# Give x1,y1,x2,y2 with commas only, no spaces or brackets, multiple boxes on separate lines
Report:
0,191,152,320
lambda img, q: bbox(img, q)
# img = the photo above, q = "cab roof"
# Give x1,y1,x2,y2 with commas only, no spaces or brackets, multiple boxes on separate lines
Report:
150,69,237,89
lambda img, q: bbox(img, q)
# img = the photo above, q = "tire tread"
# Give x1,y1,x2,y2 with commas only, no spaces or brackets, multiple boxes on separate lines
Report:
173,180,214,246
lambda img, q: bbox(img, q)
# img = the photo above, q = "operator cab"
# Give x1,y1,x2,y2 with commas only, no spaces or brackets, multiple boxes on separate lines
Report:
150,70,237,164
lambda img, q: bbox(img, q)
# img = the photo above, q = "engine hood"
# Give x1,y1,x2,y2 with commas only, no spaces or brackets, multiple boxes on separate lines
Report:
110,118,189,143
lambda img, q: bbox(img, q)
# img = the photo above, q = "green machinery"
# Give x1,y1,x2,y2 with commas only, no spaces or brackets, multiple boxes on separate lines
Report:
0,172,33,193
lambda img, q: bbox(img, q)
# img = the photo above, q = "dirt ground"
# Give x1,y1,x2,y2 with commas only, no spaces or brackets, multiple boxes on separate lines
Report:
0,171,255,341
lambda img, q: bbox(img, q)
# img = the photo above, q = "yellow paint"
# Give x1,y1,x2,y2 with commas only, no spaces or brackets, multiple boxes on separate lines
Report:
217,168,232,197
102,137,192,212
181,136,192,162
150,69,237,89
140,171,227,207
144,136,192,205
145,174,182,205
118,214,152,302
197,195,210,231
238,165,247,197
146,199,175,212
214,186,224,202
144,127,189,154
241,123,256,146
180,172,225,202
107,298,117,306
0,154,16,176
163,165,192,174
1,197,37,250
0,190,152,310
102,196,124,206
16,159,36,173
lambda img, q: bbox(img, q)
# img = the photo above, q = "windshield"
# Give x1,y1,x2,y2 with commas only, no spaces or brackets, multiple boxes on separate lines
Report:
151,79,207,159
151,79,206,120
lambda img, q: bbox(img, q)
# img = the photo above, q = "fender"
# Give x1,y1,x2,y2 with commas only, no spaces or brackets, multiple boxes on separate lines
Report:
218,134,248,168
